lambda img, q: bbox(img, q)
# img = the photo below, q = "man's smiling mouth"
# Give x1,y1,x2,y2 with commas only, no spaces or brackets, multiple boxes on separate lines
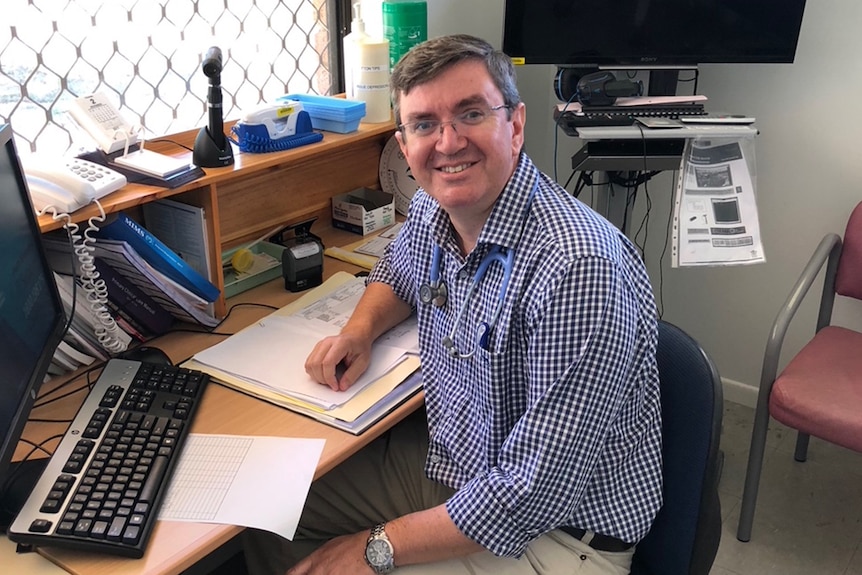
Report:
439,163,474,174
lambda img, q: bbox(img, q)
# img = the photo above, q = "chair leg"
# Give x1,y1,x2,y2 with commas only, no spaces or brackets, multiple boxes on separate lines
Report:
737,405,771,542
794,431,810,462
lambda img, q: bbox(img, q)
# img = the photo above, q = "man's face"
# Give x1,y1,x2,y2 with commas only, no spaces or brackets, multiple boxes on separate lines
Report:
395,60,525,219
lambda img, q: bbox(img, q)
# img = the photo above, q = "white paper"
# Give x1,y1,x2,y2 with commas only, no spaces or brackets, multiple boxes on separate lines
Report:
355,222,404,257
672,136,766,267
158,434,324,541
192,277,419,409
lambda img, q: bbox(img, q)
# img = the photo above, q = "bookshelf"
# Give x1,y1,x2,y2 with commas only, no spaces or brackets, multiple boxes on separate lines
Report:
36,120,397,318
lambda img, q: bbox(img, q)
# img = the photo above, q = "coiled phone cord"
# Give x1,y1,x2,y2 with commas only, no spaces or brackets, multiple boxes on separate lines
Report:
40,202,129,355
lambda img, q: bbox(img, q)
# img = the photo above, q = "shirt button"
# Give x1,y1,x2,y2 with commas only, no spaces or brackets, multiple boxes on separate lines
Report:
430,454,441,464
458,270,469,280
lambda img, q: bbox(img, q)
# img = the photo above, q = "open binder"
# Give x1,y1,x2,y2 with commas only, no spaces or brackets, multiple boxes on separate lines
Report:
181,272,423,434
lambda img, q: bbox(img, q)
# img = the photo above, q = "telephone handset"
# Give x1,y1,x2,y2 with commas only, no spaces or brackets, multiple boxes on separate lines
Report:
24,157,127,213
69,92,139,154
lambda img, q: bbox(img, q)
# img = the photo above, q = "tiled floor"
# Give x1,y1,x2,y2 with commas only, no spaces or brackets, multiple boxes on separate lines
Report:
713,401,862,575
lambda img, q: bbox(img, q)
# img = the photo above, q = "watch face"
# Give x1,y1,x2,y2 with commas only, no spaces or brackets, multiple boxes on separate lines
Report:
366,538,393,565
379,134,420,216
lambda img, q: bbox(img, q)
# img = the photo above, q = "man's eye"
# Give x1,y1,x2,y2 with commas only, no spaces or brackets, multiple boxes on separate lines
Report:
461,110,486,123
412,121,436,133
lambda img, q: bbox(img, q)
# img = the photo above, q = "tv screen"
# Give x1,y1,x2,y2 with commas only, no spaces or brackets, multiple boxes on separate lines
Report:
503,0,807,68
0,124,66,526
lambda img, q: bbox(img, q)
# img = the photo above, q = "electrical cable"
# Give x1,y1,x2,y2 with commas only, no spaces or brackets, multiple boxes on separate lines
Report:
553,89,580,185
656,170,678,319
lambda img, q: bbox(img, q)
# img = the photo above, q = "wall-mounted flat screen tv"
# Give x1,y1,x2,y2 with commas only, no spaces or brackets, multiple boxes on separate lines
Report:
503,0,807,68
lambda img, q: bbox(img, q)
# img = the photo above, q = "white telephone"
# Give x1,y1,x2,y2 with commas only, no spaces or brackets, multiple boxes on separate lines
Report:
68,92,139,154
24,157,127,213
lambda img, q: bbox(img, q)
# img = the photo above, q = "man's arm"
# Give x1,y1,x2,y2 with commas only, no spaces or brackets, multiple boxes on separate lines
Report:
305,281,412,391
287,504,485,575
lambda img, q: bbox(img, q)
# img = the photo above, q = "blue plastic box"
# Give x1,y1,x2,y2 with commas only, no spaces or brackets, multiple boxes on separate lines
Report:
278,94,366,133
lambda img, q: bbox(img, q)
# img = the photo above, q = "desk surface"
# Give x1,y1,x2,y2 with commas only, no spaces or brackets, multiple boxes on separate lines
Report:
15,225,422,575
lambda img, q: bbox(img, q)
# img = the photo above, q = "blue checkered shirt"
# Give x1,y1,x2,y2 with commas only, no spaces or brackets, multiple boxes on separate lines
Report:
367,153,662,557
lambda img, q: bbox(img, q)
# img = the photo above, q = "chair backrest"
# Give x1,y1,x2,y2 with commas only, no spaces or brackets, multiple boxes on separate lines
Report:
630,320,724,575
835,200,862,300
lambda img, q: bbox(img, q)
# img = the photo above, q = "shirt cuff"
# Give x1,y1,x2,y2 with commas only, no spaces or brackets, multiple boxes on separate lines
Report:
445,473,533,558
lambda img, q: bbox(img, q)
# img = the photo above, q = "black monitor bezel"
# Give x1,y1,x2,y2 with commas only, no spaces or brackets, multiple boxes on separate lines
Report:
0,123,67,510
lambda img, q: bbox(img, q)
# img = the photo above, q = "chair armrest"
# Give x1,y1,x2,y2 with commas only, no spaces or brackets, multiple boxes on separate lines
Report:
756,233,842,404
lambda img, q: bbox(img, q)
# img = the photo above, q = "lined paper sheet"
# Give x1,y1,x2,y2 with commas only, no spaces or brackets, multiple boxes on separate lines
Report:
158,434,325,540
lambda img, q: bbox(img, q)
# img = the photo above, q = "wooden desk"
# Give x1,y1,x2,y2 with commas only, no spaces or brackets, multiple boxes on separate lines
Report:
17,226,423,575
17,118,407,573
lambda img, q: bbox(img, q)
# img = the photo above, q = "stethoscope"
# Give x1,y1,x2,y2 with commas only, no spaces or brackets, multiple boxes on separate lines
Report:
419,180,538,359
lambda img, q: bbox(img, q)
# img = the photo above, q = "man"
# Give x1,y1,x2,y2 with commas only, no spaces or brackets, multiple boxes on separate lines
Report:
244,34,662,575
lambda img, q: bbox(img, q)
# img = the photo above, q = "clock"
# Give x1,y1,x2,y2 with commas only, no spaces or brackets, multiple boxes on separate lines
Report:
378,134,420,216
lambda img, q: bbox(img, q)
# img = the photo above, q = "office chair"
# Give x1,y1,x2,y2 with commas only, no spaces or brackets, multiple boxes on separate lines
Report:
631,320,723,575
736,200,862,542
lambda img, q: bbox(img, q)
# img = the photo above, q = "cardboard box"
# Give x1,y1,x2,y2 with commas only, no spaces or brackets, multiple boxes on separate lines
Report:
332,188,395,236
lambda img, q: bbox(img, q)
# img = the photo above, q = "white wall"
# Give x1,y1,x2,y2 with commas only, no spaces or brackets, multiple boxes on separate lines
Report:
385,0,861,401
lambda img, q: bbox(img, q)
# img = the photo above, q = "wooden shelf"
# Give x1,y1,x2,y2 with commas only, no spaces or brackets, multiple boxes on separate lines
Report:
39,121,396,317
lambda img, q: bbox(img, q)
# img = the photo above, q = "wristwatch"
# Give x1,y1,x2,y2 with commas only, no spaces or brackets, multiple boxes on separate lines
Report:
364,522,395,574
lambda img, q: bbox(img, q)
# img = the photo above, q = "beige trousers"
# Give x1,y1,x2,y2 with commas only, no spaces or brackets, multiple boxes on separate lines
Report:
242,409,633,575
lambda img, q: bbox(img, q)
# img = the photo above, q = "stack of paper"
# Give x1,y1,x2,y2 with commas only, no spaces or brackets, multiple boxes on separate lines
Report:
183,273,422,434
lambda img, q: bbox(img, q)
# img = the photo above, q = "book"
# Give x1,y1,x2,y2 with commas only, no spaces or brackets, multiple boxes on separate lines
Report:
95,211,220,303
182,272,423,434
93,257,174,335
56,340,97,367
142,198,213,282
43,234,220,328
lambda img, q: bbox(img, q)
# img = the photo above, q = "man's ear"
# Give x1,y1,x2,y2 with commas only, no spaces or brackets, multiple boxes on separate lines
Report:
395,129,410,161
511,102,526,156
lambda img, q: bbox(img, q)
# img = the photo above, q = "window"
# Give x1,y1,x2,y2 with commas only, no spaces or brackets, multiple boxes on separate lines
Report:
0,0,342,156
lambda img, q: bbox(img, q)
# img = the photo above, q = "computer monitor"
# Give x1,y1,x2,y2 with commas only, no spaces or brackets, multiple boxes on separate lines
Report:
0,123,67,528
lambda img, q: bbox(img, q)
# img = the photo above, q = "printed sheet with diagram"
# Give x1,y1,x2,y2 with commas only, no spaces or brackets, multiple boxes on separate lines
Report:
672,136,766,267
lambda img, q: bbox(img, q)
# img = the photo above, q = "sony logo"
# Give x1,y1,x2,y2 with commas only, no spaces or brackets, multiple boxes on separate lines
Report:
640,57,659,63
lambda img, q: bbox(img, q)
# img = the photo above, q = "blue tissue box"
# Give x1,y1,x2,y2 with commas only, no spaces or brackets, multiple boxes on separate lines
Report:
278,94,366,133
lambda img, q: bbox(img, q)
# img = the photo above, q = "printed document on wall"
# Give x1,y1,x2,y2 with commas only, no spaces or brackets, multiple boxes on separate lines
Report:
672,136,765,267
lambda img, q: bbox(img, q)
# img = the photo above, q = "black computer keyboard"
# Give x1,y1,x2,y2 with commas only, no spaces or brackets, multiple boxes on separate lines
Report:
8,358,209,558
556,103,707,135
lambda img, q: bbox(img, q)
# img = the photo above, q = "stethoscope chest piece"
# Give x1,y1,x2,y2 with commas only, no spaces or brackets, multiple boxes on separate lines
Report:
419,280,448,308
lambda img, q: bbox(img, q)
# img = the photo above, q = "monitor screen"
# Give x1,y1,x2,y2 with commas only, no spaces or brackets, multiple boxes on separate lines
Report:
502,0,807,68
0,124,66,521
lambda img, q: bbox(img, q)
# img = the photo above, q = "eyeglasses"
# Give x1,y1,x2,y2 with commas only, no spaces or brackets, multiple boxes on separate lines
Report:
398,104,510,140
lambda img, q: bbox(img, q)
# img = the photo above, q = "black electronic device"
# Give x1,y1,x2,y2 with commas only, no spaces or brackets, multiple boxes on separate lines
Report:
0,123,68,530
503,0,807,95
575,71,643,106
193,46,235,168
278,219,324,292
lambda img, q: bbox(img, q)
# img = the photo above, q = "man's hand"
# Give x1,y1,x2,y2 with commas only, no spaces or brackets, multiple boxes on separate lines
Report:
286,531,373,575
304,332,372,391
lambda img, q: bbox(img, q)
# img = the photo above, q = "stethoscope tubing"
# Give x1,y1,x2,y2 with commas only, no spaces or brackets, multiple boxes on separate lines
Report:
421,177,538,359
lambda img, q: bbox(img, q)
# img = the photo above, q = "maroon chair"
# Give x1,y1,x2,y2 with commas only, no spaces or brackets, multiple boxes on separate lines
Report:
737,201,862,542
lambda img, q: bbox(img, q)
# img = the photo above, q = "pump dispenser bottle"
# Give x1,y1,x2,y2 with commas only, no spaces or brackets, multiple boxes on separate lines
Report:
343,3,391,123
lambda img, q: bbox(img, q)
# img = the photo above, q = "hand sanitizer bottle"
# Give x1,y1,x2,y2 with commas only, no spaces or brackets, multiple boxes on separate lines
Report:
343,3,391,123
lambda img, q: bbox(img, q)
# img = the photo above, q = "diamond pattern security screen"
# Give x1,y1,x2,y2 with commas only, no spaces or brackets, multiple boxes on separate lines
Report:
0,0,336,155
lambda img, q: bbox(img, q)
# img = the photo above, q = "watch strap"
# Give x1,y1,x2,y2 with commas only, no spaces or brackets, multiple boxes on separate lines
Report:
365,522,395,574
